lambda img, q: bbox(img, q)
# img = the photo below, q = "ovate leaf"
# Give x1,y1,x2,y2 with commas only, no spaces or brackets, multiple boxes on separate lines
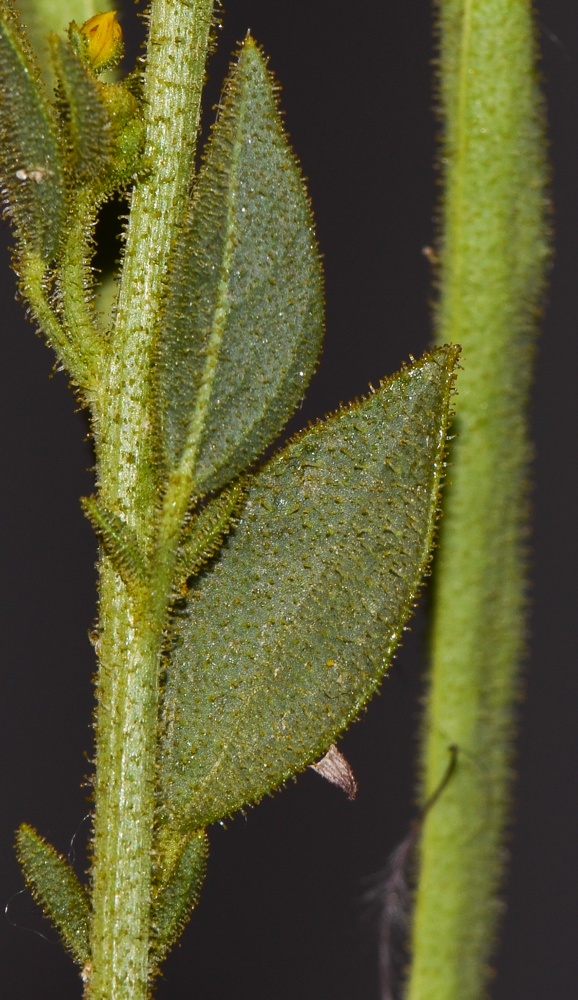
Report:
150,829,208,970
16,824,90,966
0,2,65,261
50,34,111,181
157,36,324,495
158,346,459,833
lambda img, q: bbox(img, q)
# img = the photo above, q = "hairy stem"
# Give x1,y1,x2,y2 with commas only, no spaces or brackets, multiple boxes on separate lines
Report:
101,0,213,532
406,2,548,999
88,0,214,997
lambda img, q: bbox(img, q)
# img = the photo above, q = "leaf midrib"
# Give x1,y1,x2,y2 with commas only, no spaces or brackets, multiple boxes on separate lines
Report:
174,85,247,490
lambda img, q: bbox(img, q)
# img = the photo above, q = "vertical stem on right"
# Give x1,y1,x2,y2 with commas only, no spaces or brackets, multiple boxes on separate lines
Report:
407,2,548,999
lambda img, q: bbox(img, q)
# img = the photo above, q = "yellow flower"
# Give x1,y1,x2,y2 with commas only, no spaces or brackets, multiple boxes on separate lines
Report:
80,10,123,72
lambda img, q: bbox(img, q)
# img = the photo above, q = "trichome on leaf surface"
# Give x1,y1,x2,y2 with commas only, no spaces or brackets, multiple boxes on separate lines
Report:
0,0,459,996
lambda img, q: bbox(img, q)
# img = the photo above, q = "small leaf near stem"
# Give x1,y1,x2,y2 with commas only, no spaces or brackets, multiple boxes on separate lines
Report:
16,824,91,967
149,829,208,972
50,33,112,179
82,496,149,594
173,479,246,596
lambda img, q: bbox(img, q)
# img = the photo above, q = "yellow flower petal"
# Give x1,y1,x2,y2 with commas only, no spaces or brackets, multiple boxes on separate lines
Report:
80,11,123,72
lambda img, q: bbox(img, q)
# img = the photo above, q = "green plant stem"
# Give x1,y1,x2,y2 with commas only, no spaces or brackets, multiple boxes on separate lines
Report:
101,0,213,535
406,2,548,999
88,0,213,997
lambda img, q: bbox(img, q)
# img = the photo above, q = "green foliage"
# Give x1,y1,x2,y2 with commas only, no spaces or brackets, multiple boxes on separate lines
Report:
0,1,65,261
150,829,208,970
157,38,324,497
158,346,458,834
16,824,91,966
0,2,473,995
50,32,111,180
96,79,144,187
82,495,148,591
174,479,246,594
50,31,144,194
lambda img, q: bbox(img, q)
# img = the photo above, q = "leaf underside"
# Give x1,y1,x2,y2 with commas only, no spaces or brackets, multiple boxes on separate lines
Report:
156,36,324,495
0,2,65,260
158,346,459,835
16,824,90,966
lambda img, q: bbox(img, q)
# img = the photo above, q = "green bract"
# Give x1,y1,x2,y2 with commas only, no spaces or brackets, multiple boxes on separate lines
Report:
174,479,247,595
16,824,91,967
50,32,111,181
0,1,65,261
149,830,208,971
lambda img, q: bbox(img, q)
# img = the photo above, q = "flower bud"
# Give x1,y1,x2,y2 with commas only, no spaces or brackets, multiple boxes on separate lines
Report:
79,11,123,72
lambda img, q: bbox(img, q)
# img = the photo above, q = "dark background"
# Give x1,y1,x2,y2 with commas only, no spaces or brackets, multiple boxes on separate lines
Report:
0,0,577,996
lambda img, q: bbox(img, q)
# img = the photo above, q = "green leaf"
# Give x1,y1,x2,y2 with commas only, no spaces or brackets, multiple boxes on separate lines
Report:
16,823,90,966
50,33,111,181
81,496,147,590
150,829,208,969
0,2,65,261
157,346,459,833
156,35,324,496
174,479,246,594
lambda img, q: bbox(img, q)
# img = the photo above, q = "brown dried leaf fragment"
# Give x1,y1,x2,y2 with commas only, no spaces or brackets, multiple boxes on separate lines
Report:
310,744,357,800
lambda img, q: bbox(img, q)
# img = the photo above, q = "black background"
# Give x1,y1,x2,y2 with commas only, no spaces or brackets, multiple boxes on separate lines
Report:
1,0,577,997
